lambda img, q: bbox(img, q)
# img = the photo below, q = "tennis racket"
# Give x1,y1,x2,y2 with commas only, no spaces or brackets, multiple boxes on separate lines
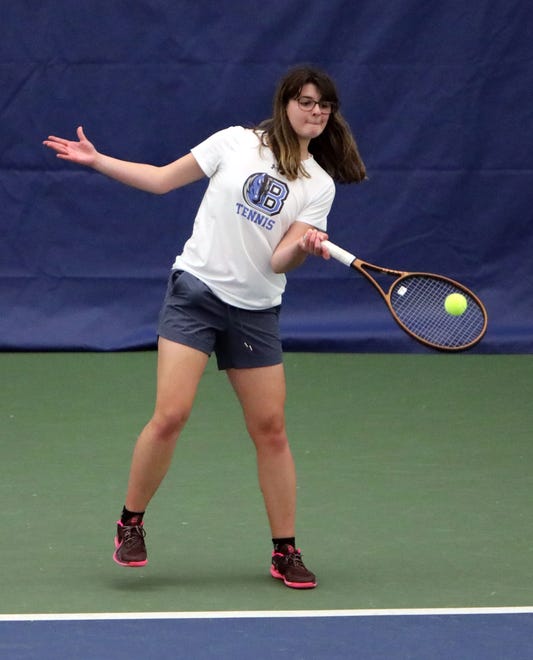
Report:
322,240,488,351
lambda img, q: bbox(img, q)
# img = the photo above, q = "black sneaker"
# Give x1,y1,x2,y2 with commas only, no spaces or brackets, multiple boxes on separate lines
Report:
113,521,148,567
270,544,317,589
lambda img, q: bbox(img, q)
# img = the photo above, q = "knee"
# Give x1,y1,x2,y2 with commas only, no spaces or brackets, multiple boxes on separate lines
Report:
249,415,289,453
148,408,191,441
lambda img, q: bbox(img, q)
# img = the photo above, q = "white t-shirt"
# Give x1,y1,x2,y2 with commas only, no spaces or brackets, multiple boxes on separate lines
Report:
173,126,335,309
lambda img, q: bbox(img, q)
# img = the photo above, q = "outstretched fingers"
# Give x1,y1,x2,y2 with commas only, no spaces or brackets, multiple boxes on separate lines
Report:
42,126,96,165
44,135,69,147
42,135,70,156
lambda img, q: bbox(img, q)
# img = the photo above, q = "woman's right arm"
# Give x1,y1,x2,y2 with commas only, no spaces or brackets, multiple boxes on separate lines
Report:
43,126,205,194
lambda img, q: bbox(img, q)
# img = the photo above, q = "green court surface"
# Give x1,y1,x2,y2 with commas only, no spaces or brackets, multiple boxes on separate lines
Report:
1,352,532,614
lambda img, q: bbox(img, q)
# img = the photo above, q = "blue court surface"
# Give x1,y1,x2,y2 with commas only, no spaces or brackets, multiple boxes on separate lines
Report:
1,608,533,659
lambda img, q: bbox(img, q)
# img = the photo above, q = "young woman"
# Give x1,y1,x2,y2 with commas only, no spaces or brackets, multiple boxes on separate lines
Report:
44,65,366,589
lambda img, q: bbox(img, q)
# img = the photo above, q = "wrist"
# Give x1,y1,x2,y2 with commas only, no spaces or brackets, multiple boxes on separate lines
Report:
91,151,104,171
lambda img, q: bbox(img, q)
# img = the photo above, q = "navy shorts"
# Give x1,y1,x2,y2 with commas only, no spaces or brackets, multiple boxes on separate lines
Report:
157,270,283,370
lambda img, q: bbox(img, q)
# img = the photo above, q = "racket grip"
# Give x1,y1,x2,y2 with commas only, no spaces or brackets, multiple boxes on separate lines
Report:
321,240,356,267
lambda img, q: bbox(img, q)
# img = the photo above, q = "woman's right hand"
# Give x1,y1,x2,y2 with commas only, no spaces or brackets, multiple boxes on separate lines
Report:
43,126,97,167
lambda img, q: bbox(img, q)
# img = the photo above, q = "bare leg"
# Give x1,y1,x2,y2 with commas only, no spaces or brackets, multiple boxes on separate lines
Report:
124,337,209,512
227,364,296,538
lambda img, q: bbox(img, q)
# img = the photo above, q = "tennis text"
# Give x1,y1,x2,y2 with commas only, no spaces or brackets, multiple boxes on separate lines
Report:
235,203,276,231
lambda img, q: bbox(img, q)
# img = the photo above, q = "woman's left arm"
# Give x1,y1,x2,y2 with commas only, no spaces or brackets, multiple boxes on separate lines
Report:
270,221,330,274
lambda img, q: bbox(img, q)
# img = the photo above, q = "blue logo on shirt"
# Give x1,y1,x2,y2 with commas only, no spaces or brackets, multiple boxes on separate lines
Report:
243,173,288,216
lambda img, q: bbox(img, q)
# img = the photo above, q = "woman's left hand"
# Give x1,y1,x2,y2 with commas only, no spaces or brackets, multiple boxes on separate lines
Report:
298,229,330,258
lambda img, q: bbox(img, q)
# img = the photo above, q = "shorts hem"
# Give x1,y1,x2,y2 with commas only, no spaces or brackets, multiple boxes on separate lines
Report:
157,331,212,357
216,355,283,371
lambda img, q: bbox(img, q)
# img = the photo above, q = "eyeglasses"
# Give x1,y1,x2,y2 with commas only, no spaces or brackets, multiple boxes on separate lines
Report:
296,96,336,114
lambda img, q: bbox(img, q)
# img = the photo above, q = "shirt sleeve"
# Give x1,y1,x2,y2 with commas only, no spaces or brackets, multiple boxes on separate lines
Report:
190,126,242,177
297,177,335,231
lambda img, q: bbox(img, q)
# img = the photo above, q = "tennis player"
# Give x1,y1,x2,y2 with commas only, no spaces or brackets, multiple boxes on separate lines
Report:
44,65,366,589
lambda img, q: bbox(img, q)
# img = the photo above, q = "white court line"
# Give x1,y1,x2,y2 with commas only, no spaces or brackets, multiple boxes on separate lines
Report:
1,607,533,622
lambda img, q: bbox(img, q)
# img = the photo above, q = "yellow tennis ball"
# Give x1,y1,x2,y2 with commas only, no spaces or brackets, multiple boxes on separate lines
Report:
445,293,467,316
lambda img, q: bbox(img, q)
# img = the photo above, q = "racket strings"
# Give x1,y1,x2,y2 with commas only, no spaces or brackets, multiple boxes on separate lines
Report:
390,276,486,349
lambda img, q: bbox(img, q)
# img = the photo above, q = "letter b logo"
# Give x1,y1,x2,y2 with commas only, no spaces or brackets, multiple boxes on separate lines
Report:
243,173,288,216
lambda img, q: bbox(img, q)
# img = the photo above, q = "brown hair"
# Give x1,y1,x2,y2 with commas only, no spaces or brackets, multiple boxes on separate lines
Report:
256,65,366,183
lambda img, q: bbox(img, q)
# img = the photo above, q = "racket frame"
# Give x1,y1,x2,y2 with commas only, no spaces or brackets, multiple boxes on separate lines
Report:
322,240,488,351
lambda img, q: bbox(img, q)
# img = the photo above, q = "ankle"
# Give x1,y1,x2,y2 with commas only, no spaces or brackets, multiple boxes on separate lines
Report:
121,506,145,526
272,537,296,553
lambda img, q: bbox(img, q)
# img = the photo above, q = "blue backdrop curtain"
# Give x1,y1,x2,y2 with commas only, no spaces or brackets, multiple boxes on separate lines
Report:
1,1,532,352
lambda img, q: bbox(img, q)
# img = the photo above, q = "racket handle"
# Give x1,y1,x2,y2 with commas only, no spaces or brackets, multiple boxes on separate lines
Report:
322,240,356,267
